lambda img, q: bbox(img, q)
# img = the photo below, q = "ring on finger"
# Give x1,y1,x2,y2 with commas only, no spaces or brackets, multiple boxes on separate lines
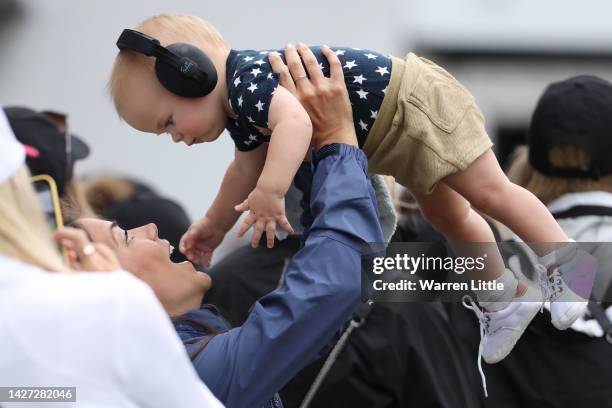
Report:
81,243,96,257
295,75,308,81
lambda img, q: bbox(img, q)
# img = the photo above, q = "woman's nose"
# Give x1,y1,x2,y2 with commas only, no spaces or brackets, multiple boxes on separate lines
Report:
145,223,159,240
130,223,158,240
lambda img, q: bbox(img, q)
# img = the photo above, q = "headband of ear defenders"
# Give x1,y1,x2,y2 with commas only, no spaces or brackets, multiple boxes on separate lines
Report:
116,29,217,97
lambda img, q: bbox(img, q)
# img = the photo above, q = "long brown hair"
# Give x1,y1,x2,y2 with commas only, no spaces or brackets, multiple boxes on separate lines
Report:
507,145,612,205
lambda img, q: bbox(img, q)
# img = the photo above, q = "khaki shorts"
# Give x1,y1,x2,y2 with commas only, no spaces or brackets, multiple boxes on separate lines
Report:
363,53,493,193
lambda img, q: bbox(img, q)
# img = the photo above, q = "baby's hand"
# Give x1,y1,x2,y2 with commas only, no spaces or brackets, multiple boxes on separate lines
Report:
179,215,227,266
235,187,294,248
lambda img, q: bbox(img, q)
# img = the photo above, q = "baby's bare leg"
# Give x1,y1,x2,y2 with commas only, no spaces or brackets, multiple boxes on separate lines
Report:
444,150,569,257
415,185,526,304
415,184,517,286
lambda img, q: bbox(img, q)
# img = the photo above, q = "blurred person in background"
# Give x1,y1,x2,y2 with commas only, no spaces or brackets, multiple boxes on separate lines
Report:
84,174,192,263
0,108,223,407
450,75,612,407
4,106,96,218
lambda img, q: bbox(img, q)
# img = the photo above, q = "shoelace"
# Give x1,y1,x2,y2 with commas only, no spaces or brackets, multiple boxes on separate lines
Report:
537,264,563,312
462,295,489,397
537,264,551,312
548,271,564,300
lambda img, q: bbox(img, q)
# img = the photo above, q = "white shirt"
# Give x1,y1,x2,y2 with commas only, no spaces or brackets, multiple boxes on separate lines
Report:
0,254,224,408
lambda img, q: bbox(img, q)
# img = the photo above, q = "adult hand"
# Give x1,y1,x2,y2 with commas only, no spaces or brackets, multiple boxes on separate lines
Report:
269,44,357,150
54,227,120,272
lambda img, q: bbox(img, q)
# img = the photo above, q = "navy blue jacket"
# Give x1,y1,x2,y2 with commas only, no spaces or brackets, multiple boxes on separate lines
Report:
174,145,383,408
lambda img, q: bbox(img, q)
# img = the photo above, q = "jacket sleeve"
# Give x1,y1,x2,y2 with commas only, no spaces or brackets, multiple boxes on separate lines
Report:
195,144,384,408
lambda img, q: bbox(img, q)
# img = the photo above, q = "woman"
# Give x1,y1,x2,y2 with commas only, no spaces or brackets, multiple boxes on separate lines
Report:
0,109,222,407
502,75,612,406
75,46,384,408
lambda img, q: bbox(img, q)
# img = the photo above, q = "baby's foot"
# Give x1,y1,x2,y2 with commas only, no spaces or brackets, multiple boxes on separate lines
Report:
463,285,541,364
463,286,542,397
537,248,596,329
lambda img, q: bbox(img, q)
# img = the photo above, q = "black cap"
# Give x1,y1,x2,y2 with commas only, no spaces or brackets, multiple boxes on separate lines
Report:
528,75,612,179
3,106,90,195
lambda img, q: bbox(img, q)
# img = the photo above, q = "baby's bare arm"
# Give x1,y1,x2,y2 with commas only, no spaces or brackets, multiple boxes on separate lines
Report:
258,86,313,196
206,145,268,232
234,86,312,248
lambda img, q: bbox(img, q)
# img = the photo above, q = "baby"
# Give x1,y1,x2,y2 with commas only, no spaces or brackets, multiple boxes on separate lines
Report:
109,14,595,375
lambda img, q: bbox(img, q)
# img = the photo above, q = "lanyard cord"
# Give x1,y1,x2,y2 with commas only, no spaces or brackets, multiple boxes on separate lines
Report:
299,300,373,408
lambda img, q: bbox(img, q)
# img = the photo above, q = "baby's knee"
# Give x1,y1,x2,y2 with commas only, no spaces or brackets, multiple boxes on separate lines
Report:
466,180,510,214
420,199,471,229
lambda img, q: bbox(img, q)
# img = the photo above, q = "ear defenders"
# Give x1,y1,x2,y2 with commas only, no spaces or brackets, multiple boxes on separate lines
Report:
116,29,218,98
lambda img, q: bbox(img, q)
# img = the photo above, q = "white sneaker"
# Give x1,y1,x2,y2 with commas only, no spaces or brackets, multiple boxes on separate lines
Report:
463,285,542,364
537,249,596,330
463,286,542,397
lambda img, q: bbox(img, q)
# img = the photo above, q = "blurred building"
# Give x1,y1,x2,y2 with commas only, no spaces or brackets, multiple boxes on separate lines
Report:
405,0,612,167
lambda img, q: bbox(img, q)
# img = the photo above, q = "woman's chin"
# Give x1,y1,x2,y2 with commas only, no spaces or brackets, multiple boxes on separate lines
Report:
177,260,195,269
177,261,212,288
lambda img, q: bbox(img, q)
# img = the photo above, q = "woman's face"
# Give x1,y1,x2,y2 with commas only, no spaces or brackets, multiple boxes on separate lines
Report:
77,218,211,316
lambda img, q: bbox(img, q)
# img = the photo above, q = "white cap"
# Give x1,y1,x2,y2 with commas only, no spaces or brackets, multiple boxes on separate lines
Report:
0,108,25,184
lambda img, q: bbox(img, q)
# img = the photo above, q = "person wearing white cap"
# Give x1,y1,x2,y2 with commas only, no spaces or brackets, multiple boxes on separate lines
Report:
0,108,223,407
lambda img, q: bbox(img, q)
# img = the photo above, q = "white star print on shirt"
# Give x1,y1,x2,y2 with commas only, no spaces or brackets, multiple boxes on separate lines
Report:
382,86,388,95
353,74,366,84
375,66,390,76
356,89,369,100
344,60,357,70
227,47,392,151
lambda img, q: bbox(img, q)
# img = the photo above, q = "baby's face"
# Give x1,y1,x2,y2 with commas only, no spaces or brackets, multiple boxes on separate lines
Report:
117,67,227,146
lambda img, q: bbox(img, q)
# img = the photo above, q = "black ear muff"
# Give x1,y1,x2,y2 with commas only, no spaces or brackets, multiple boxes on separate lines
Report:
116,29,218,98
155,43,218,98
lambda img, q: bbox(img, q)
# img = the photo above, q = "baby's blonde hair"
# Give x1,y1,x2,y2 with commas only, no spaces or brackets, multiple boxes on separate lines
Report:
0,166,65,272
108,14,227,115
507,144,612,205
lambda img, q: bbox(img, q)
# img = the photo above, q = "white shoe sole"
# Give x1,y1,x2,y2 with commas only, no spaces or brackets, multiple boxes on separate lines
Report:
551,301,588,330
